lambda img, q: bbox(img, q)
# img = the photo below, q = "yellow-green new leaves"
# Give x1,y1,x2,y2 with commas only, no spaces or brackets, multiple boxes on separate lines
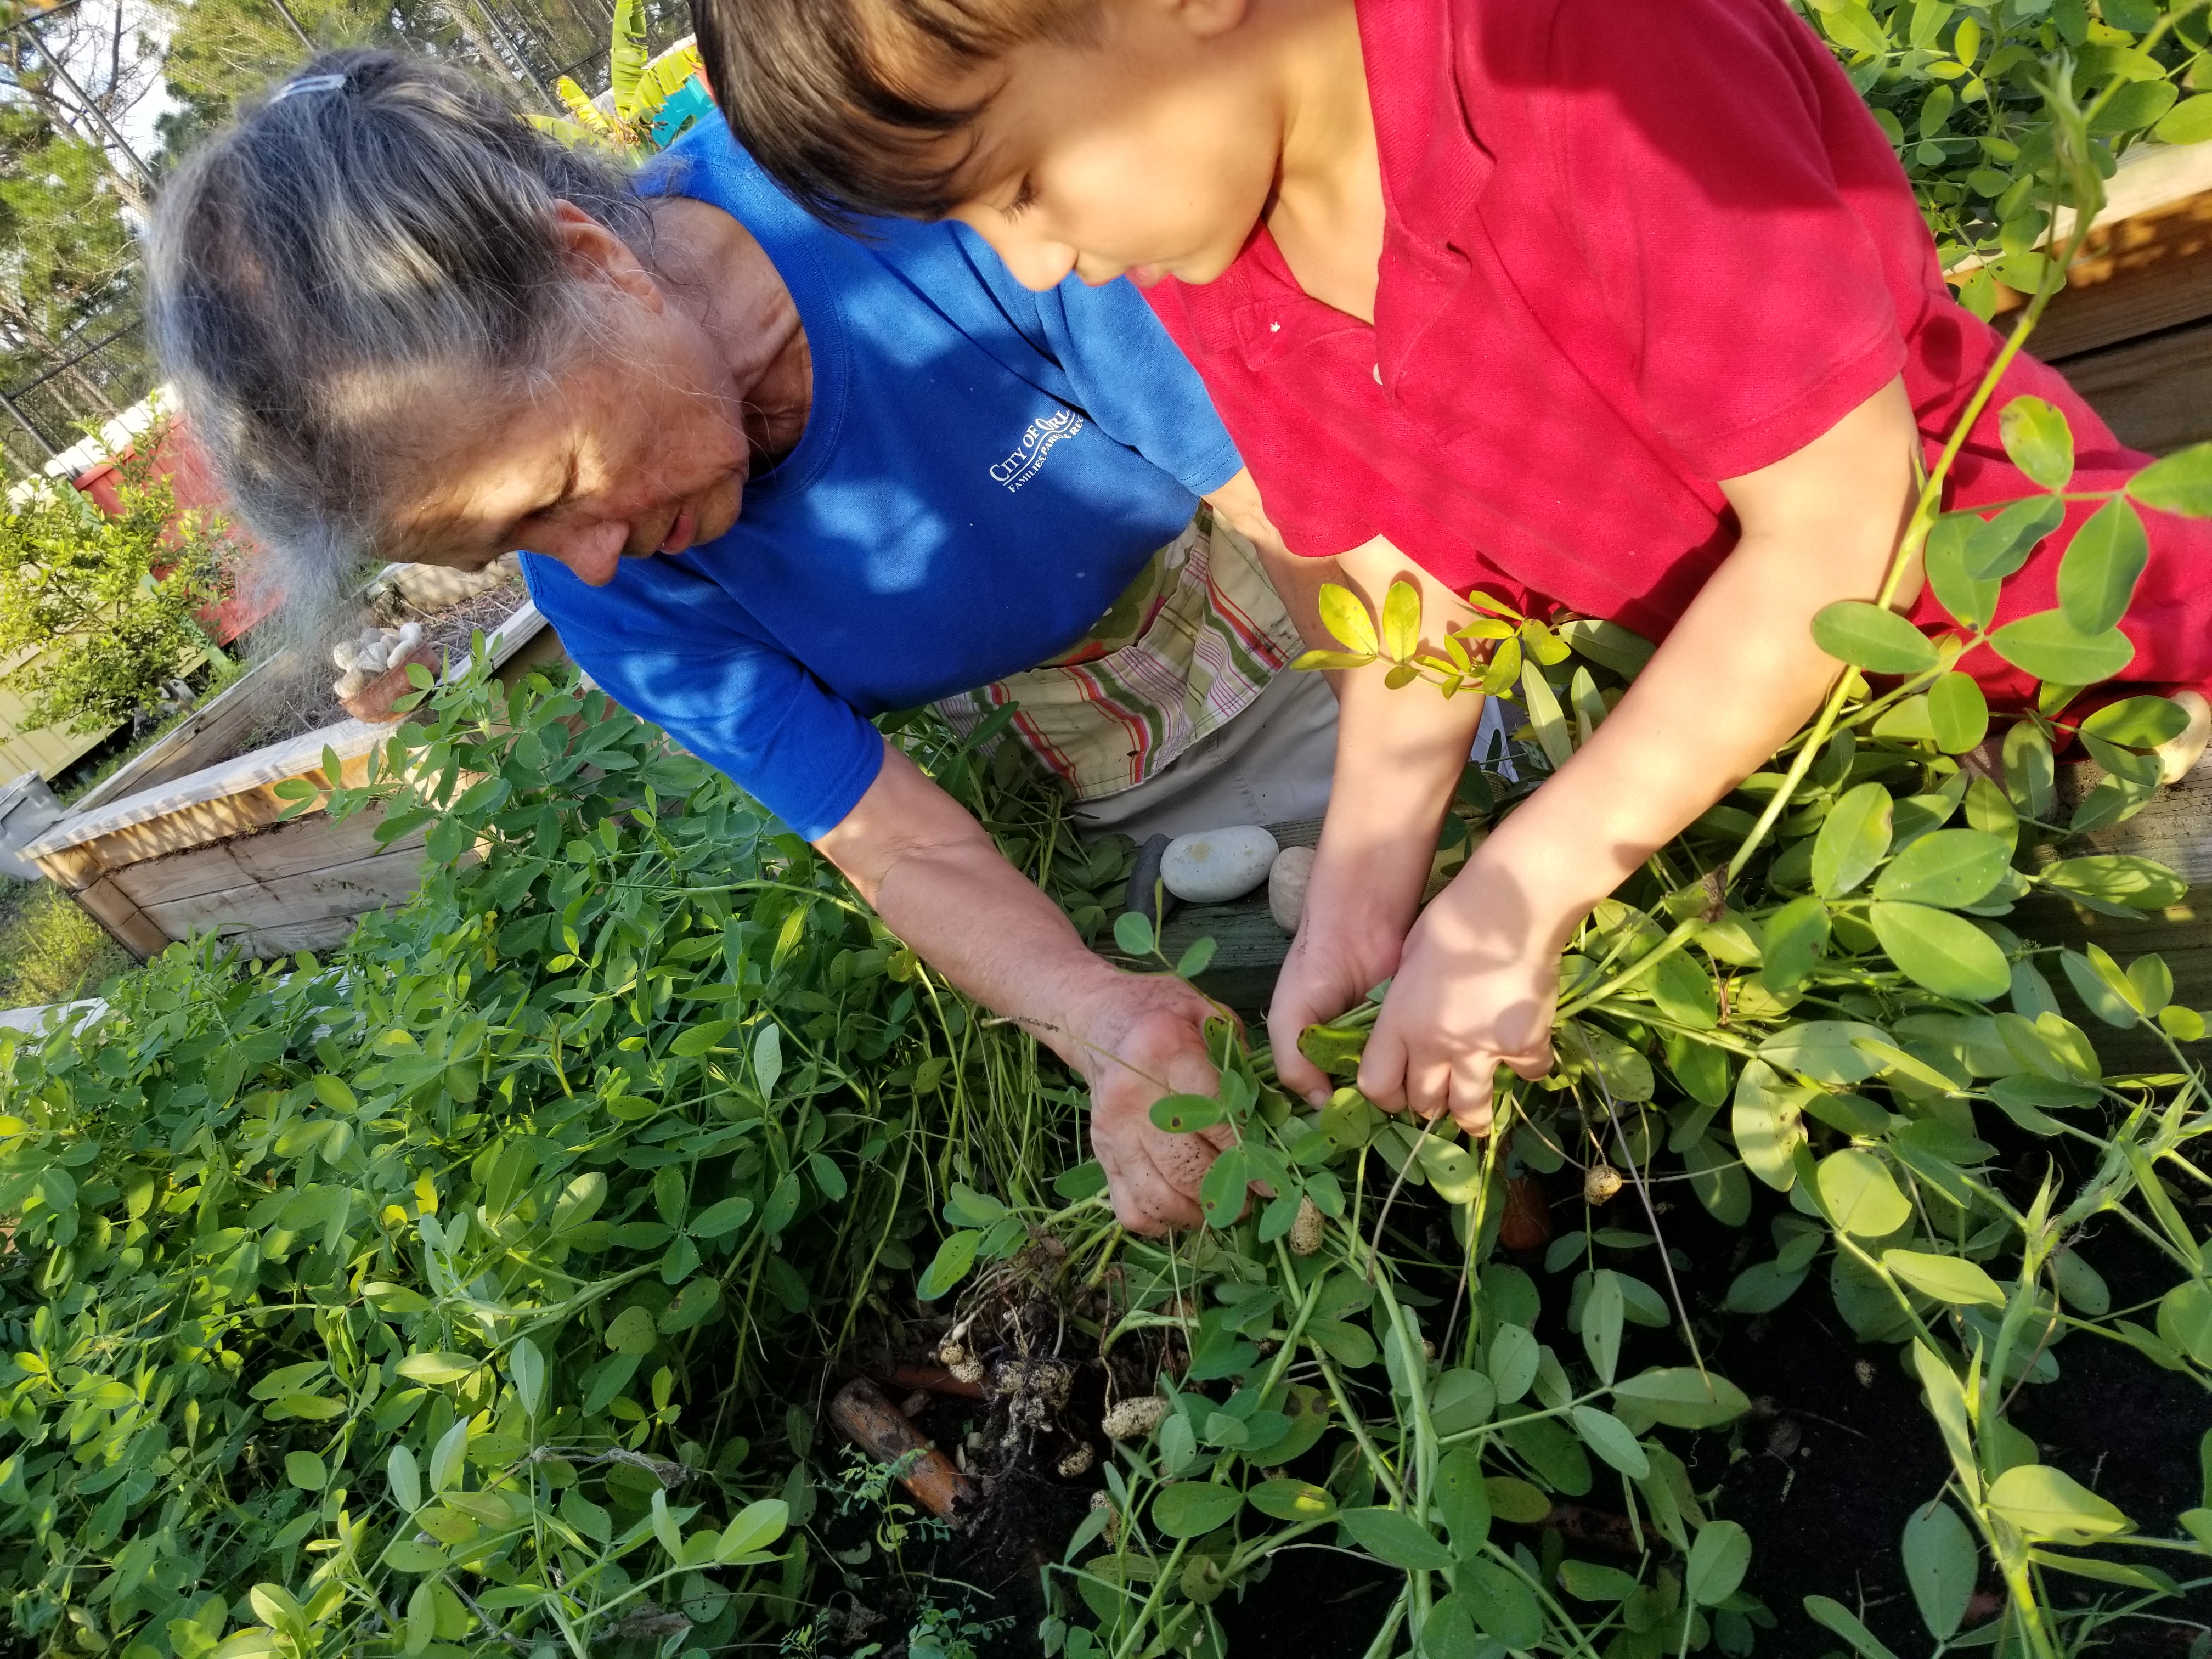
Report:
1884,1248,2006,1307
1868,904,2011,1001
1316,581,1378,659
1817,1149,1912,1237
2000,395,2075,490
1985,1464,2134,1545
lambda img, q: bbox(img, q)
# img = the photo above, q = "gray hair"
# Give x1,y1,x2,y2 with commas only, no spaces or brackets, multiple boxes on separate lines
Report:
146,49,653,613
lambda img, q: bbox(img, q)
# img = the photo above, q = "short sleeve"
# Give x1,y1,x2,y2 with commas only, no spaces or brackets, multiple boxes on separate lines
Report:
951,226,1245,498
520,556,885,841
1540,0,1909,479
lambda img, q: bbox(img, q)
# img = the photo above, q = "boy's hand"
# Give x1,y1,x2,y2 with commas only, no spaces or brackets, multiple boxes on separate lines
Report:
1071,973,1243,1235
1351,845,1562,1131
1267,910,1403,1106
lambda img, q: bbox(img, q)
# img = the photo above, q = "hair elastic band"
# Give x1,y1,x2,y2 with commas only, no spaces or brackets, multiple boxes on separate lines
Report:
272,73,348,102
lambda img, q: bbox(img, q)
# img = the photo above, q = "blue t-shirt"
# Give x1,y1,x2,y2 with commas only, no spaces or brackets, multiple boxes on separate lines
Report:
522,118,1243,840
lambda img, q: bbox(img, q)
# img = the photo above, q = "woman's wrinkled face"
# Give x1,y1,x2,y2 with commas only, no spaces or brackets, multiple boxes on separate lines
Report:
393,301,749,588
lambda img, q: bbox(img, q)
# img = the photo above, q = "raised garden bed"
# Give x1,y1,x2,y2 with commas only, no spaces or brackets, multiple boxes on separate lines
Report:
22,591,563,960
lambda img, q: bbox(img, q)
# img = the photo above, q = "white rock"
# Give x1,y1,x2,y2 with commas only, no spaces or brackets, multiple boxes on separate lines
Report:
1160,825,1278,904
334,670,366,698
1268,844,1316,932
359,625,386,647
395,621,424,648
331,641,361,672
356,642,388,673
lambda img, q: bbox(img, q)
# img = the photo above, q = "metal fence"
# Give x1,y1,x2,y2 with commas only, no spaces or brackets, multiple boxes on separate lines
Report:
0,316,157,481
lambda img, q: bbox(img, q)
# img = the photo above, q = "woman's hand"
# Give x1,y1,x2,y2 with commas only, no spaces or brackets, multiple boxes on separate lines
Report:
1352,845,1565,1131
1066,972,1241,1234
1267,901,1404,1107
820,747,1245,1235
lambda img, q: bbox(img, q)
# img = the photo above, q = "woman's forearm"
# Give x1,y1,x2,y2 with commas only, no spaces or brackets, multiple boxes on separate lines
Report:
818,747,1121,1064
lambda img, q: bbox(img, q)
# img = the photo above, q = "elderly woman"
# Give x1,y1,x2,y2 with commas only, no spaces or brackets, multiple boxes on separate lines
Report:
148,49,1335,1235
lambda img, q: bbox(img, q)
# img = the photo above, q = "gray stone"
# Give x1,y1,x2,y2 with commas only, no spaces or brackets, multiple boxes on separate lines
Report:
1268,844,1316,932
1160,825,1278,904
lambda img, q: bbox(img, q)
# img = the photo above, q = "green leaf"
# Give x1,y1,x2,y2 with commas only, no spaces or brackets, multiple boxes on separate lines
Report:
1520,655,1574,770
1985,1464,2132,1544
1999,395,2074,489
2002,718,2056,820
507,1337,545,1418
658,1276,721,1332
1872,828,2009,909
1816,1149,1912,1237
1113,910,1155,956
1338,1505,1455,1570
1581,1270,1624,1385
283,1451,327,1491
1381,579,1421,661
717,1498,789,1562
2059,947,2140,1028
2155,92,2212,145
1247,1479,1336,1522
669,1019,733,1057
1925,512,1999,629
1804,1595,1903,1659
1761,894,1830,994
1967,495,2066,581
1732,1059,1809,1190
752,1022,784,1098
1926,672,1989,754
1486,1323,1540,1402
916,1231,981,1301
1882,1248,2005,1307
1814,782,1894,898
2128,440,2212,515
2056,498,2149,636
1568,1405,1649,1477
396,1351,481,1385
2080,695,2192,749
2039,854,2188,911
1152,1481,1244,1539
604,1306,657,1353
1610,1368,1751,1428
2091,77,2177,134
1198,1143,1251,1227
1903,1499,1977,1640
1435,1447,1491,1550
1867,903,2011,1001
2157,1280,2212,1366
1685,1520,1752,1607
382,1539,446,1575
1811,601,1940,675
388,1446,422,1514
689,1195,754,1240
1174,936,1217,980
1149,1093,1226,1133
1317,583,1379,655
1988,609,2136,686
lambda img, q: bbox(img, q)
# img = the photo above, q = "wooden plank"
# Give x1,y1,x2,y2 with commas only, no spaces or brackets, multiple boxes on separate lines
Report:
74,876,171,961
108,806,429,910
232,917,362,961
2001,188,2212,360
2052,317,2212,455
139,845,432,937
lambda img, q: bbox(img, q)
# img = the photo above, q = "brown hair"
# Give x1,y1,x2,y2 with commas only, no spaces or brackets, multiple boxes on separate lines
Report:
695,0,1099,225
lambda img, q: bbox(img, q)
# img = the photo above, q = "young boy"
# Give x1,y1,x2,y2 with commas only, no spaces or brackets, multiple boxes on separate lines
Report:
697,0,2212,1143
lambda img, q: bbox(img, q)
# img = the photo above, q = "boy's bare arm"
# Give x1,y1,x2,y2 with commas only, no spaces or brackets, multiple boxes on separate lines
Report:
1356,377,1920,1127
1269,538,1487,1103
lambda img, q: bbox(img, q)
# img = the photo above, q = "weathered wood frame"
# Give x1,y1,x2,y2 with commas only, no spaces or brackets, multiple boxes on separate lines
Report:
24,603,565,961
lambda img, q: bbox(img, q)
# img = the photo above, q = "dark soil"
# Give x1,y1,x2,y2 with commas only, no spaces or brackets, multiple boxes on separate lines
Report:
819,1108,2212,1658
1505,1108,2212,1657
235,580,526,751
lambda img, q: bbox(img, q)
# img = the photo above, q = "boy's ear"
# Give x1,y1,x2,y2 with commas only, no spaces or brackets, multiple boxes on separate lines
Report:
1155,0,1252,42
550,200,665,311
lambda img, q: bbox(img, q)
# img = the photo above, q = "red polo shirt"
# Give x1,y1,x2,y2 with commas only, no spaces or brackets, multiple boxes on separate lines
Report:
1143,0,2212,706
